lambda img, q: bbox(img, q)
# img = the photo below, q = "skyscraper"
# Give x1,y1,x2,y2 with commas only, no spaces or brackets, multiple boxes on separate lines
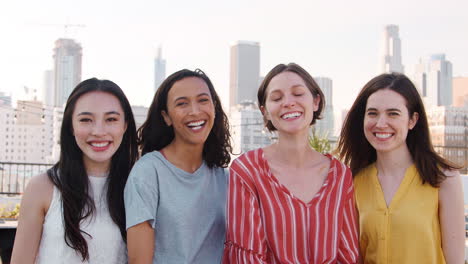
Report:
314,77,335,136
413,54,453,106
154,46,166,93
381,25,404,73
229,41,260,109
53,38,82,107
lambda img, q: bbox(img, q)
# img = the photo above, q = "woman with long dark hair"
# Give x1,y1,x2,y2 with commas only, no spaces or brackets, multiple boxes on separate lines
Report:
337,73,464,263
223,63,359,263
11,78,138,263
125,69,232,263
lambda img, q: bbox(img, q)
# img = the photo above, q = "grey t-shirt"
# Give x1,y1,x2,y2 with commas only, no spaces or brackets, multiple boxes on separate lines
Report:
124,151,228,264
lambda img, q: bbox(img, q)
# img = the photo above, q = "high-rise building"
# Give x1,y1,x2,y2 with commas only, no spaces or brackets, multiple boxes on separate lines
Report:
381,25,404,73
453,77,468,107
53,38,82,107
427,105,467,174
314,77,335,136
154,46,166,93
43,69,54,107
0,91,12,106
230,101,272,154
229,41,260,108
414,54,453,106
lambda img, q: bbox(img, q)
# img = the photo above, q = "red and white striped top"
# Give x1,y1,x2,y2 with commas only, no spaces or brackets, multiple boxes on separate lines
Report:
223,148,359,264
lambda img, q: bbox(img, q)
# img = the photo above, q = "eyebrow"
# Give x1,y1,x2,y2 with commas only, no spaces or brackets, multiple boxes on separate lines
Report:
269,84,306,94
77,111,121,116
366,107,402,112
174,93,211,102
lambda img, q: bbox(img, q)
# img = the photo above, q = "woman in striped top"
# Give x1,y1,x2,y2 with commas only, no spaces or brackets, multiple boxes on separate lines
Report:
223,63,359,264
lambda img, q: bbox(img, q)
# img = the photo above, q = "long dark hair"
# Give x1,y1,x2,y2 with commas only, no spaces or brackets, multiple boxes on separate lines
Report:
47,78,138,260
138,69,232,168
257,63,325,131
337,73,461,186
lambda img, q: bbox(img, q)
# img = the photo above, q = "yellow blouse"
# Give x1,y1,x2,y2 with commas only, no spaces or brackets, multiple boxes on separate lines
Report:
354,164,445,264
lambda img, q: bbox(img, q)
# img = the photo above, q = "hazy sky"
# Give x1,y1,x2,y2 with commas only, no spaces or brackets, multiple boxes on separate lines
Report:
1,0,467,114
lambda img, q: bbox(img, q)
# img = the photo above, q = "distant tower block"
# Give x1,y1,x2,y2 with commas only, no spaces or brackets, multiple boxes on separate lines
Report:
53,38,82,107
381,25,404,74
154,46,166,93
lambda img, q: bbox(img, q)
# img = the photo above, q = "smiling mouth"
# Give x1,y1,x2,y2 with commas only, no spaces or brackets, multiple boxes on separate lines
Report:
281,112,302,120
186,120,206,130
374,133,393,139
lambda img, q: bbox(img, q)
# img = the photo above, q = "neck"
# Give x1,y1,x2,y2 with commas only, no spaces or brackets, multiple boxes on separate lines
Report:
375,145,413,177
84,161,110,177
164,139,204,173
272,129,317,167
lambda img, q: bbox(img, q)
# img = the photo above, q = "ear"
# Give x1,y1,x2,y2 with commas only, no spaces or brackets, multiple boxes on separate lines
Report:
313,94,321,112
161,110,172,126
409,112,419,130
260,105,270,120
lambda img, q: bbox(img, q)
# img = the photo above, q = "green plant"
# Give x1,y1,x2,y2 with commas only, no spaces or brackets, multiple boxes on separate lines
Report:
308,129,331,154
0,203,20,219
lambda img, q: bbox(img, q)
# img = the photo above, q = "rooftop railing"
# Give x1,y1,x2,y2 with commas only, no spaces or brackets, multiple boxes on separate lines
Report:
0,162,53,195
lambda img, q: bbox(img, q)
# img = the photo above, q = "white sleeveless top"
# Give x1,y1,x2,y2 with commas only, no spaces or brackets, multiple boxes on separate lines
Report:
35,176,127,264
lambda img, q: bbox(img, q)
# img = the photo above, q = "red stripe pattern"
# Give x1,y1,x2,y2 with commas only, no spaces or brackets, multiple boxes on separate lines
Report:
223,149,359,264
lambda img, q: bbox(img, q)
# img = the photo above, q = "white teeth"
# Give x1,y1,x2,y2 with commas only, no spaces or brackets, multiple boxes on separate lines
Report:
282,112,301,119
375,133,392,139
187,120,205,127
91,142,109,147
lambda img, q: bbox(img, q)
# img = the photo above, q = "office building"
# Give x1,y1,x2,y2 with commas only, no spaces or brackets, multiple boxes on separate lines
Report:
229,41,260,108
381,25,404,73
154,46,166,93
53,38,82,107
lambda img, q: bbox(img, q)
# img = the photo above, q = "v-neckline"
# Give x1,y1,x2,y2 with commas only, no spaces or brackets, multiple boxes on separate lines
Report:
260,148,333,207
371,163,417,209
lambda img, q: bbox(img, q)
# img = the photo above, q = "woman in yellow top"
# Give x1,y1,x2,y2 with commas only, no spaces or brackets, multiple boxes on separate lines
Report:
337,73,464,264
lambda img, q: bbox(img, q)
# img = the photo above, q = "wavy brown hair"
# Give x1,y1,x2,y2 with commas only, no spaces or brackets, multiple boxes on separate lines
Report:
138,69,232,168
47,78,138,260
337,73,461,187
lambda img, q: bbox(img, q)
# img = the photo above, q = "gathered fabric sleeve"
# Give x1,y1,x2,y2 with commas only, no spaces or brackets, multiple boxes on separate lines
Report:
337,168,359,264
223,159,269,264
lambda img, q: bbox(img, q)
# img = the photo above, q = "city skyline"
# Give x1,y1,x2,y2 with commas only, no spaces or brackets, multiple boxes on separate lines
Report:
1,0,468,114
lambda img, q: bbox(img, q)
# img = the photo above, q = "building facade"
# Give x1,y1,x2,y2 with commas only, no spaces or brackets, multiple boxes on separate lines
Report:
413,54,453,106
229,41,260,108
381,25,404,74
53,38,82,107
154,46,166,93
426,105,467,174
453,77,468,107
314,77,335,136
230,101,272,155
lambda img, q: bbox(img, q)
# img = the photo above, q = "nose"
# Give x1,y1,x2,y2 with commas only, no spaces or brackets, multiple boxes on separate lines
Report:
91,121,106,136
283,95,296,108
375,115,388,128
189,102,201,115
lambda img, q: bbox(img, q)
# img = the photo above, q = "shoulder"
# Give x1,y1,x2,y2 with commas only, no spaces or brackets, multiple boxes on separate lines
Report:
22,173,54,213
130,151,164,175
231,149,263,171
439,169,462,193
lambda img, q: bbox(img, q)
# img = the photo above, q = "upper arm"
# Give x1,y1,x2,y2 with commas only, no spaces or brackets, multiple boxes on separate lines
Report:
127,221,155,264
124,158,159,229
438,170,464,264
223,166,268,263
337,170,359,264
11,173,53,263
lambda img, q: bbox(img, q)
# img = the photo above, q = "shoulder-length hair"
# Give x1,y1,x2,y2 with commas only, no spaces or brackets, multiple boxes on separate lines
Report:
257,63,325,131
47,78,138,261
138,69,232,168
337,72,460,186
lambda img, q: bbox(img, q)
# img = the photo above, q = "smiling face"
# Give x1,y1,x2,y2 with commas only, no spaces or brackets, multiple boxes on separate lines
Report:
364,89,418,155
262,71,320,136
72,91,127,172
162,76,215,147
